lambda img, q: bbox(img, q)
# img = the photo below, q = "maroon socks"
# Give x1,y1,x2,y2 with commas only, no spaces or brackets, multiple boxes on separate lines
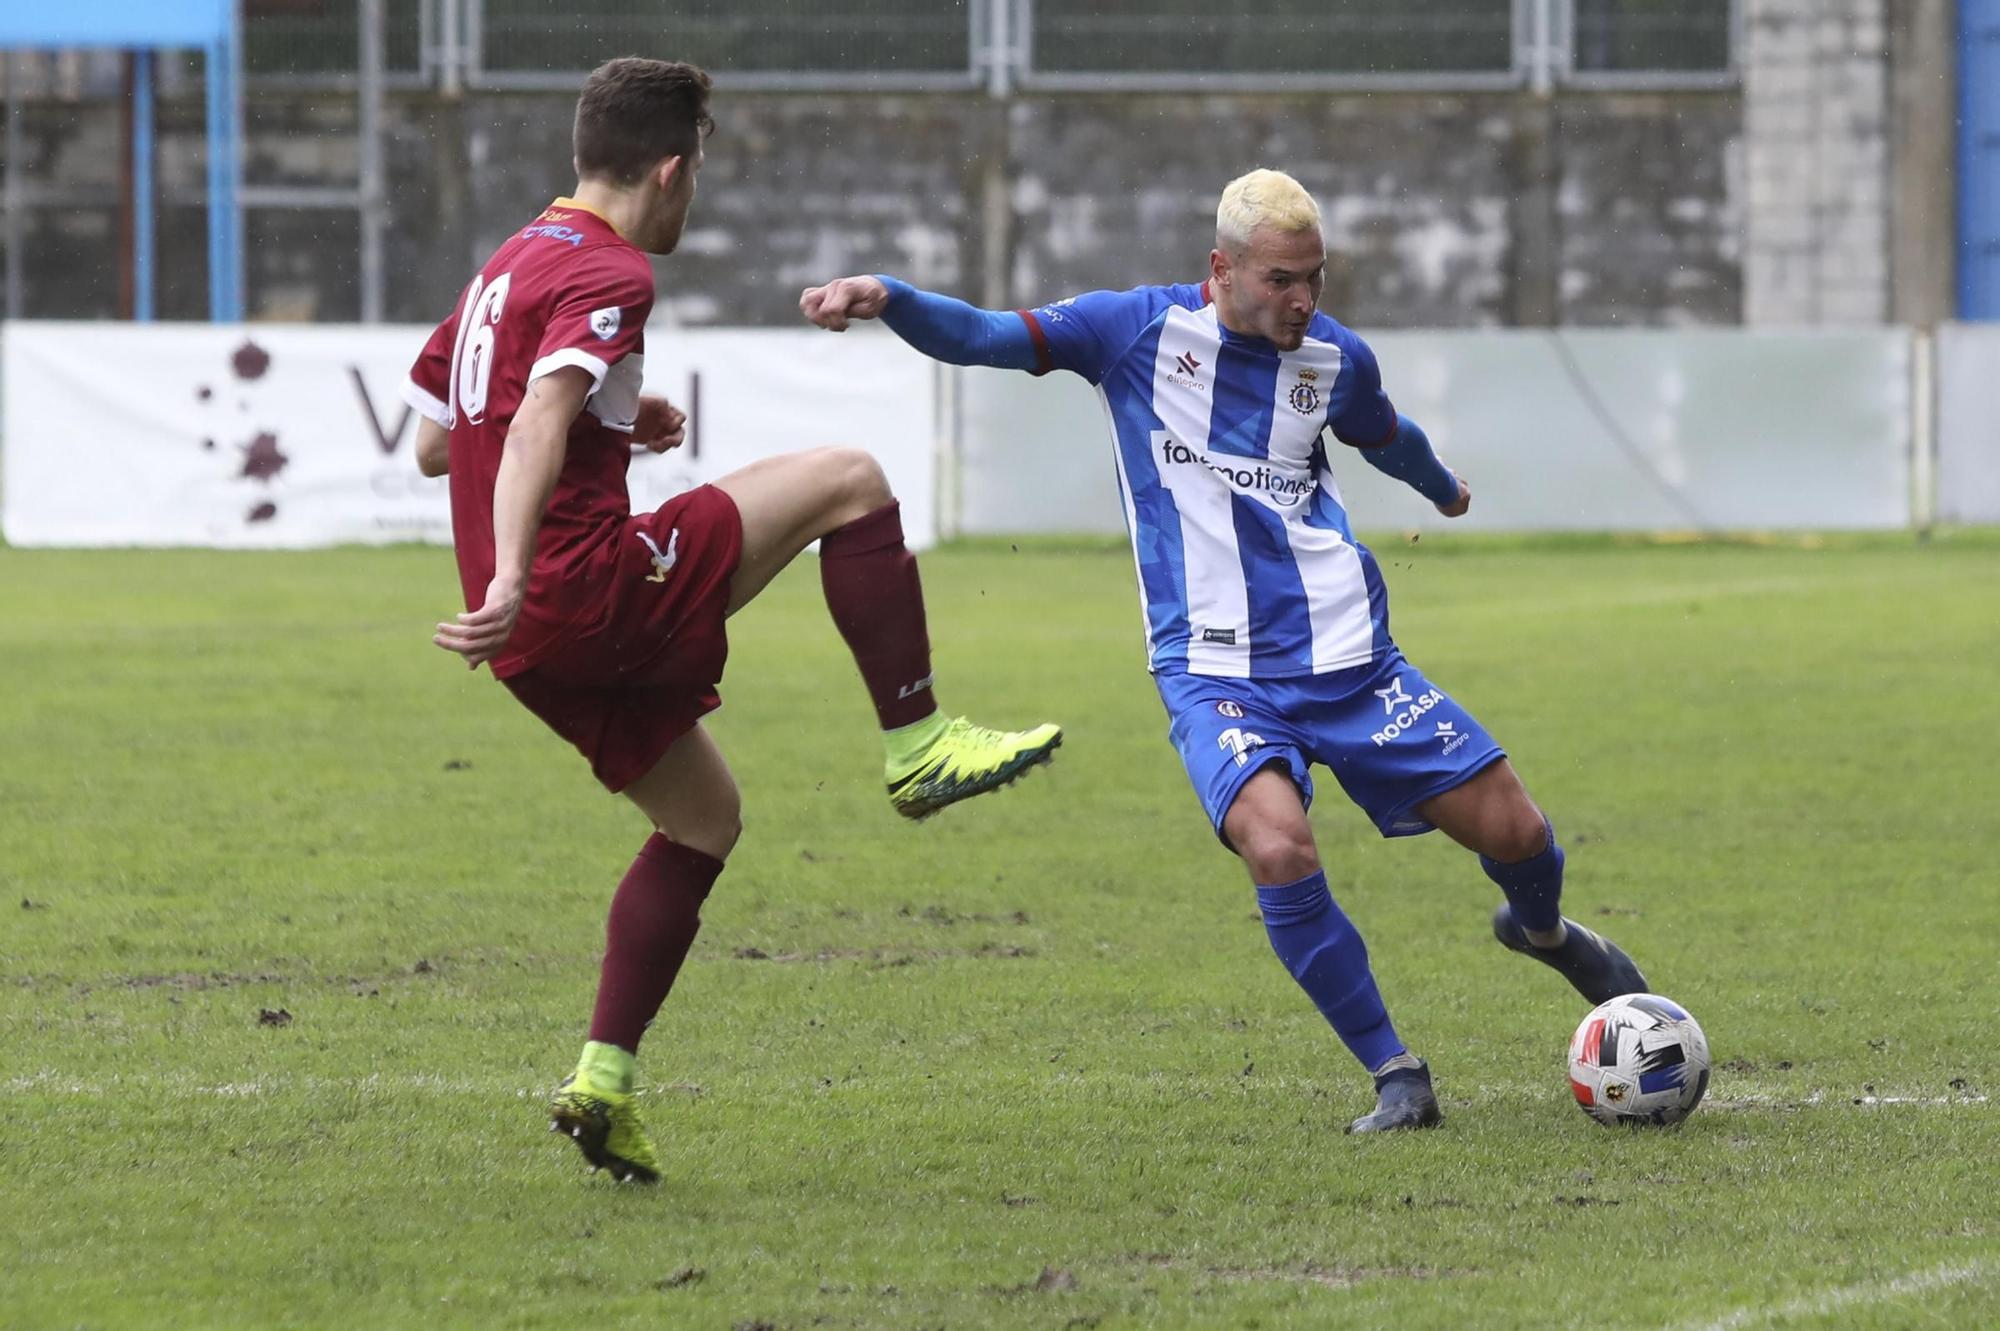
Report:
818,500,938,730
587,834,725,1053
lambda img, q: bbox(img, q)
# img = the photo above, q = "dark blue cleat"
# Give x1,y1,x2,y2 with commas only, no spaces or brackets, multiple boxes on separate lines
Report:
1346,1060,1443,1135
1491,905,1648,1006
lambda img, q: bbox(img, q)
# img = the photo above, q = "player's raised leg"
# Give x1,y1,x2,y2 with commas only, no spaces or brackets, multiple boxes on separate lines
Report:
549,724,740,1183
1416,758,1648,1005
712,445,1060,819
1224,768,1440,1134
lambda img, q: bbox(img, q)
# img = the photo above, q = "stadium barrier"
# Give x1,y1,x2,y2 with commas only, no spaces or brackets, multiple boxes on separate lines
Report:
0,323,938,548
0,322,1962,546
1938,322,2000,524
954,328,1919,536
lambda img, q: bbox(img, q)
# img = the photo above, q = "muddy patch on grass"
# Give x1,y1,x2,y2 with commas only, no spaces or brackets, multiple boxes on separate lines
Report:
1211,1265,1399,1290
1399,1194,1470,1210
729,944,1035,967
1209,1262,1461,1290
121,971,288,993
65,955,452,998
989,1266,1079,1296
897,904,1033,927
1131,1253,1466,1289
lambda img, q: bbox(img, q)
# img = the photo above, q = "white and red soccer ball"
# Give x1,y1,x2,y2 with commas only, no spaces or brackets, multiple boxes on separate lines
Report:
1568,993,1711,1127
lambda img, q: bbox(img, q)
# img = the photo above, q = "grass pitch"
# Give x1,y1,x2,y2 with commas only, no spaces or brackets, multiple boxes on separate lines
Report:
3,531,1998,1329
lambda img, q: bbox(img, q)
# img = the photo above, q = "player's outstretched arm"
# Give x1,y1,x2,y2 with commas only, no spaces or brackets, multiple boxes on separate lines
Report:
801,274,1039,371
1352,414,1469,518
433,365,593,669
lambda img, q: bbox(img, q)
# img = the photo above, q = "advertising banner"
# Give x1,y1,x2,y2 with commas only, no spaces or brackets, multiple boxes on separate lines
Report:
2,323,938,548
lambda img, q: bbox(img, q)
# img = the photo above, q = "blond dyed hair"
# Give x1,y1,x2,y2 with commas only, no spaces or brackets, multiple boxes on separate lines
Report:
1215,169,1321,251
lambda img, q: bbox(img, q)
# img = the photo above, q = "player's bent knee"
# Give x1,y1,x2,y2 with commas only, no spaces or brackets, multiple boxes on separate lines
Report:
658,812,741,863
1488,808,1551,864
1233,821,1319,885
825,445,892,513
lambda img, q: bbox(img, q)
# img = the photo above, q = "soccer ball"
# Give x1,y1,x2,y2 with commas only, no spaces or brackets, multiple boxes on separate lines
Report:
1567,993,1711,1127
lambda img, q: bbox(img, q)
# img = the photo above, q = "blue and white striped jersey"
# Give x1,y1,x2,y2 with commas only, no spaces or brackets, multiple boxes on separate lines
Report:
1018,282,1400,679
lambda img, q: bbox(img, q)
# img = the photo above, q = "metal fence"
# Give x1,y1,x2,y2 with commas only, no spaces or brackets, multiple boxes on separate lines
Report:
474,0,985,90
1019,0,1525,90
242,0,425,86
225,0,1735,91
0,0,1740,324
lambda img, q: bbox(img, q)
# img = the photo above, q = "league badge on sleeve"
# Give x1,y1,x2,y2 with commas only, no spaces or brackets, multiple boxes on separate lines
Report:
589,305,623,340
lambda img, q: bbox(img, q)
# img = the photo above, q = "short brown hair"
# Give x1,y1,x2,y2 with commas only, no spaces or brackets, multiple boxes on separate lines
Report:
573,58,714,184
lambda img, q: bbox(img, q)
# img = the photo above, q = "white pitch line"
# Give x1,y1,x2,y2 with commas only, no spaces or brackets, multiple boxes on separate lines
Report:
1705,1091,1990,1111
1675,1258,2000,1331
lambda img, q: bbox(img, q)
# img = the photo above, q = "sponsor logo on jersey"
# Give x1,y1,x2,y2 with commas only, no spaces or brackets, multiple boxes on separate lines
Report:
1157,437,1312,500
1216,699,1245,718
1374,677,1412,714
520,223,586,247
1435,719,1470,755
1201,628,1237,646
1168,349,1207,392
1369,683,1447,746
636,527,679,582
590,305,623,341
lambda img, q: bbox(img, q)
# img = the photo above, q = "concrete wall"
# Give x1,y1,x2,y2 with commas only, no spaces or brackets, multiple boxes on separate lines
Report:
1742,0,1891,324
0,0,1950,333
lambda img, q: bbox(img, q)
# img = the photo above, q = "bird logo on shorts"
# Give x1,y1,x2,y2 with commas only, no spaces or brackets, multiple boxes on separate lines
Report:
636,528,679,583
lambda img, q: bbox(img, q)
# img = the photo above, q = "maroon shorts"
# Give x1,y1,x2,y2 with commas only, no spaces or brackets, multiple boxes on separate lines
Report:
500,484,744,793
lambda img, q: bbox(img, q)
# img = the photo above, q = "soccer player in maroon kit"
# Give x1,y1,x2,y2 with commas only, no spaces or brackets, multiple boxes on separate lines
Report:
400,58,1061,1183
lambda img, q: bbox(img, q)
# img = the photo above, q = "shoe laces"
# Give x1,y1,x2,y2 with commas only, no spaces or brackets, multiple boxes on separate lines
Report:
946,717,1009,749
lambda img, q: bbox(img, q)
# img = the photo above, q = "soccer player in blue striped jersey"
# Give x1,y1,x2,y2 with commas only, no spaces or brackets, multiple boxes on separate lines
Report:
801,168,1649,1133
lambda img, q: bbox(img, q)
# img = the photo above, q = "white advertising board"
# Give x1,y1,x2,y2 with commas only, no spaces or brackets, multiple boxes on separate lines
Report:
1937,322,2000,524
954,328,1915,533
1,323,938,548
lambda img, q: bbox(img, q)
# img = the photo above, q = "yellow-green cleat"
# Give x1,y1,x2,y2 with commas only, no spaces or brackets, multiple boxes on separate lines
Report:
886,716,1062,820
548,1074,661,1184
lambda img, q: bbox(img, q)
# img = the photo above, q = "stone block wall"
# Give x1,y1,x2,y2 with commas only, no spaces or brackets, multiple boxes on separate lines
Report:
0,0,1930,334
1742,0,1892,325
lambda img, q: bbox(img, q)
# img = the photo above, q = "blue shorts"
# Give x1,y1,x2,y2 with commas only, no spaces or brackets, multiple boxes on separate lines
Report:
1155,647,1506,842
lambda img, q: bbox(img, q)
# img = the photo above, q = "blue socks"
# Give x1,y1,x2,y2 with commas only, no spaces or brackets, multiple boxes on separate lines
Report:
1255,871,1407,1073
1481,817,1564,933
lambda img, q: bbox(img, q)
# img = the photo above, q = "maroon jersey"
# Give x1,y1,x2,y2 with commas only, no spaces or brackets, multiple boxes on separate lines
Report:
403,197,655,678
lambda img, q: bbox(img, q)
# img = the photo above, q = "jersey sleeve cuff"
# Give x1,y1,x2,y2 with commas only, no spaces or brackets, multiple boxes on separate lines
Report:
1013,309,1054,376
528,347,611,394
401,378,452,427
